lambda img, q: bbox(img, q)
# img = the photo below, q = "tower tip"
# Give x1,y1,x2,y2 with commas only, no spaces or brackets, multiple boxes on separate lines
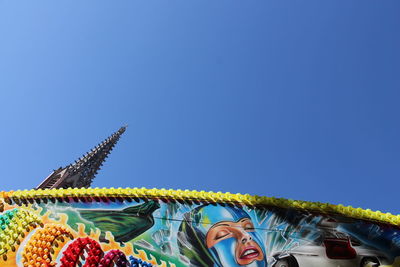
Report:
36,126,127,190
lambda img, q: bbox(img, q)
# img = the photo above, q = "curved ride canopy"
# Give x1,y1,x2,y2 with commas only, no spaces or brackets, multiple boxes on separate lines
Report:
0,187,399,267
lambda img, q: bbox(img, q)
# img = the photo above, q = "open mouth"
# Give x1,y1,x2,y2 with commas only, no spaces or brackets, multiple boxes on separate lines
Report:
240,247,260,259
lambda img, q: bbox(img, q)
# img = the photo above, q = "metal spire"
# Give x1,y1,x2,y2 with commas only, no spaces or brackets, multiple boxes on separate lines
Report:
36,126,126,189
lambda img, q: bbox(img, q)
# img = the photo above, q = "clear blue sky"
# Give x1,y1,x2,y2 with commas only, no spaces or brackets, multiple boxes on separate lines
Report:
0,1,399,214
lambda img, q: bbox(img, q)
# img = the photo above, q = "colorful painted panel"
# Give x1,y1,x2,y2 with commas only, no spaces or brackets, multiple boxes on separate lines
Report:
1,188,399,267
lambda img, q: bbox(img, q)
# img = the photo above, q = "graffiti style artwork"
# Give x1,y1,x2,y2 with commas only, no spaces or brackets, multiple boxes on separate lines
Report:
1,188,400,267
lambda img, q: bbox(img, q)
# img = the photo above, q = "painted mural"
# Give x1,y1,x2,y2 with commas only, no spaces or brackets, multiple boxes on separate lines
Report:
1,188,400,267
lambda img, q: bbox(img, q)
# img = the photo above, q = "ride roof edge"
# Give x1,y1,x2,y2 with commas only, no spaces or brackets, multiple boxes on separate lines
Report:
1,187,399,227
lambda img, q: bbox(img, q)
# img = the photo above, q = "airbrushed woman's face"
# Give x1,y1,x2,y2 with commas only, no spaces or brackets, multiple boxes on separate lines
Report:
206,218,265,266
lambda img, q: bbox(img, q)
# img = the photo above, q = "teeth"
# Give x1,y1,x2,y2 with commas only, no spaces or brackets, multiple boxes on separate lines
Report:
243,249,257,256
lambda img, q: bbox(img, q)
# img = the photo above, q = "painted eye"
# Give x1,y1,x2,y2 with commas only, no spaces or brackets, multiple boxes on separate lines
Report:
244,223,254,231
215,230,230,240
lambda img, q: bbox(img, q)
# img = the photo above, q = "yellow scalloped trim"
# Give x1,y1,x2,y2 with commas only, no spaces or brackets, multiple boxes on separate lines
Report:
1,187,399,227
